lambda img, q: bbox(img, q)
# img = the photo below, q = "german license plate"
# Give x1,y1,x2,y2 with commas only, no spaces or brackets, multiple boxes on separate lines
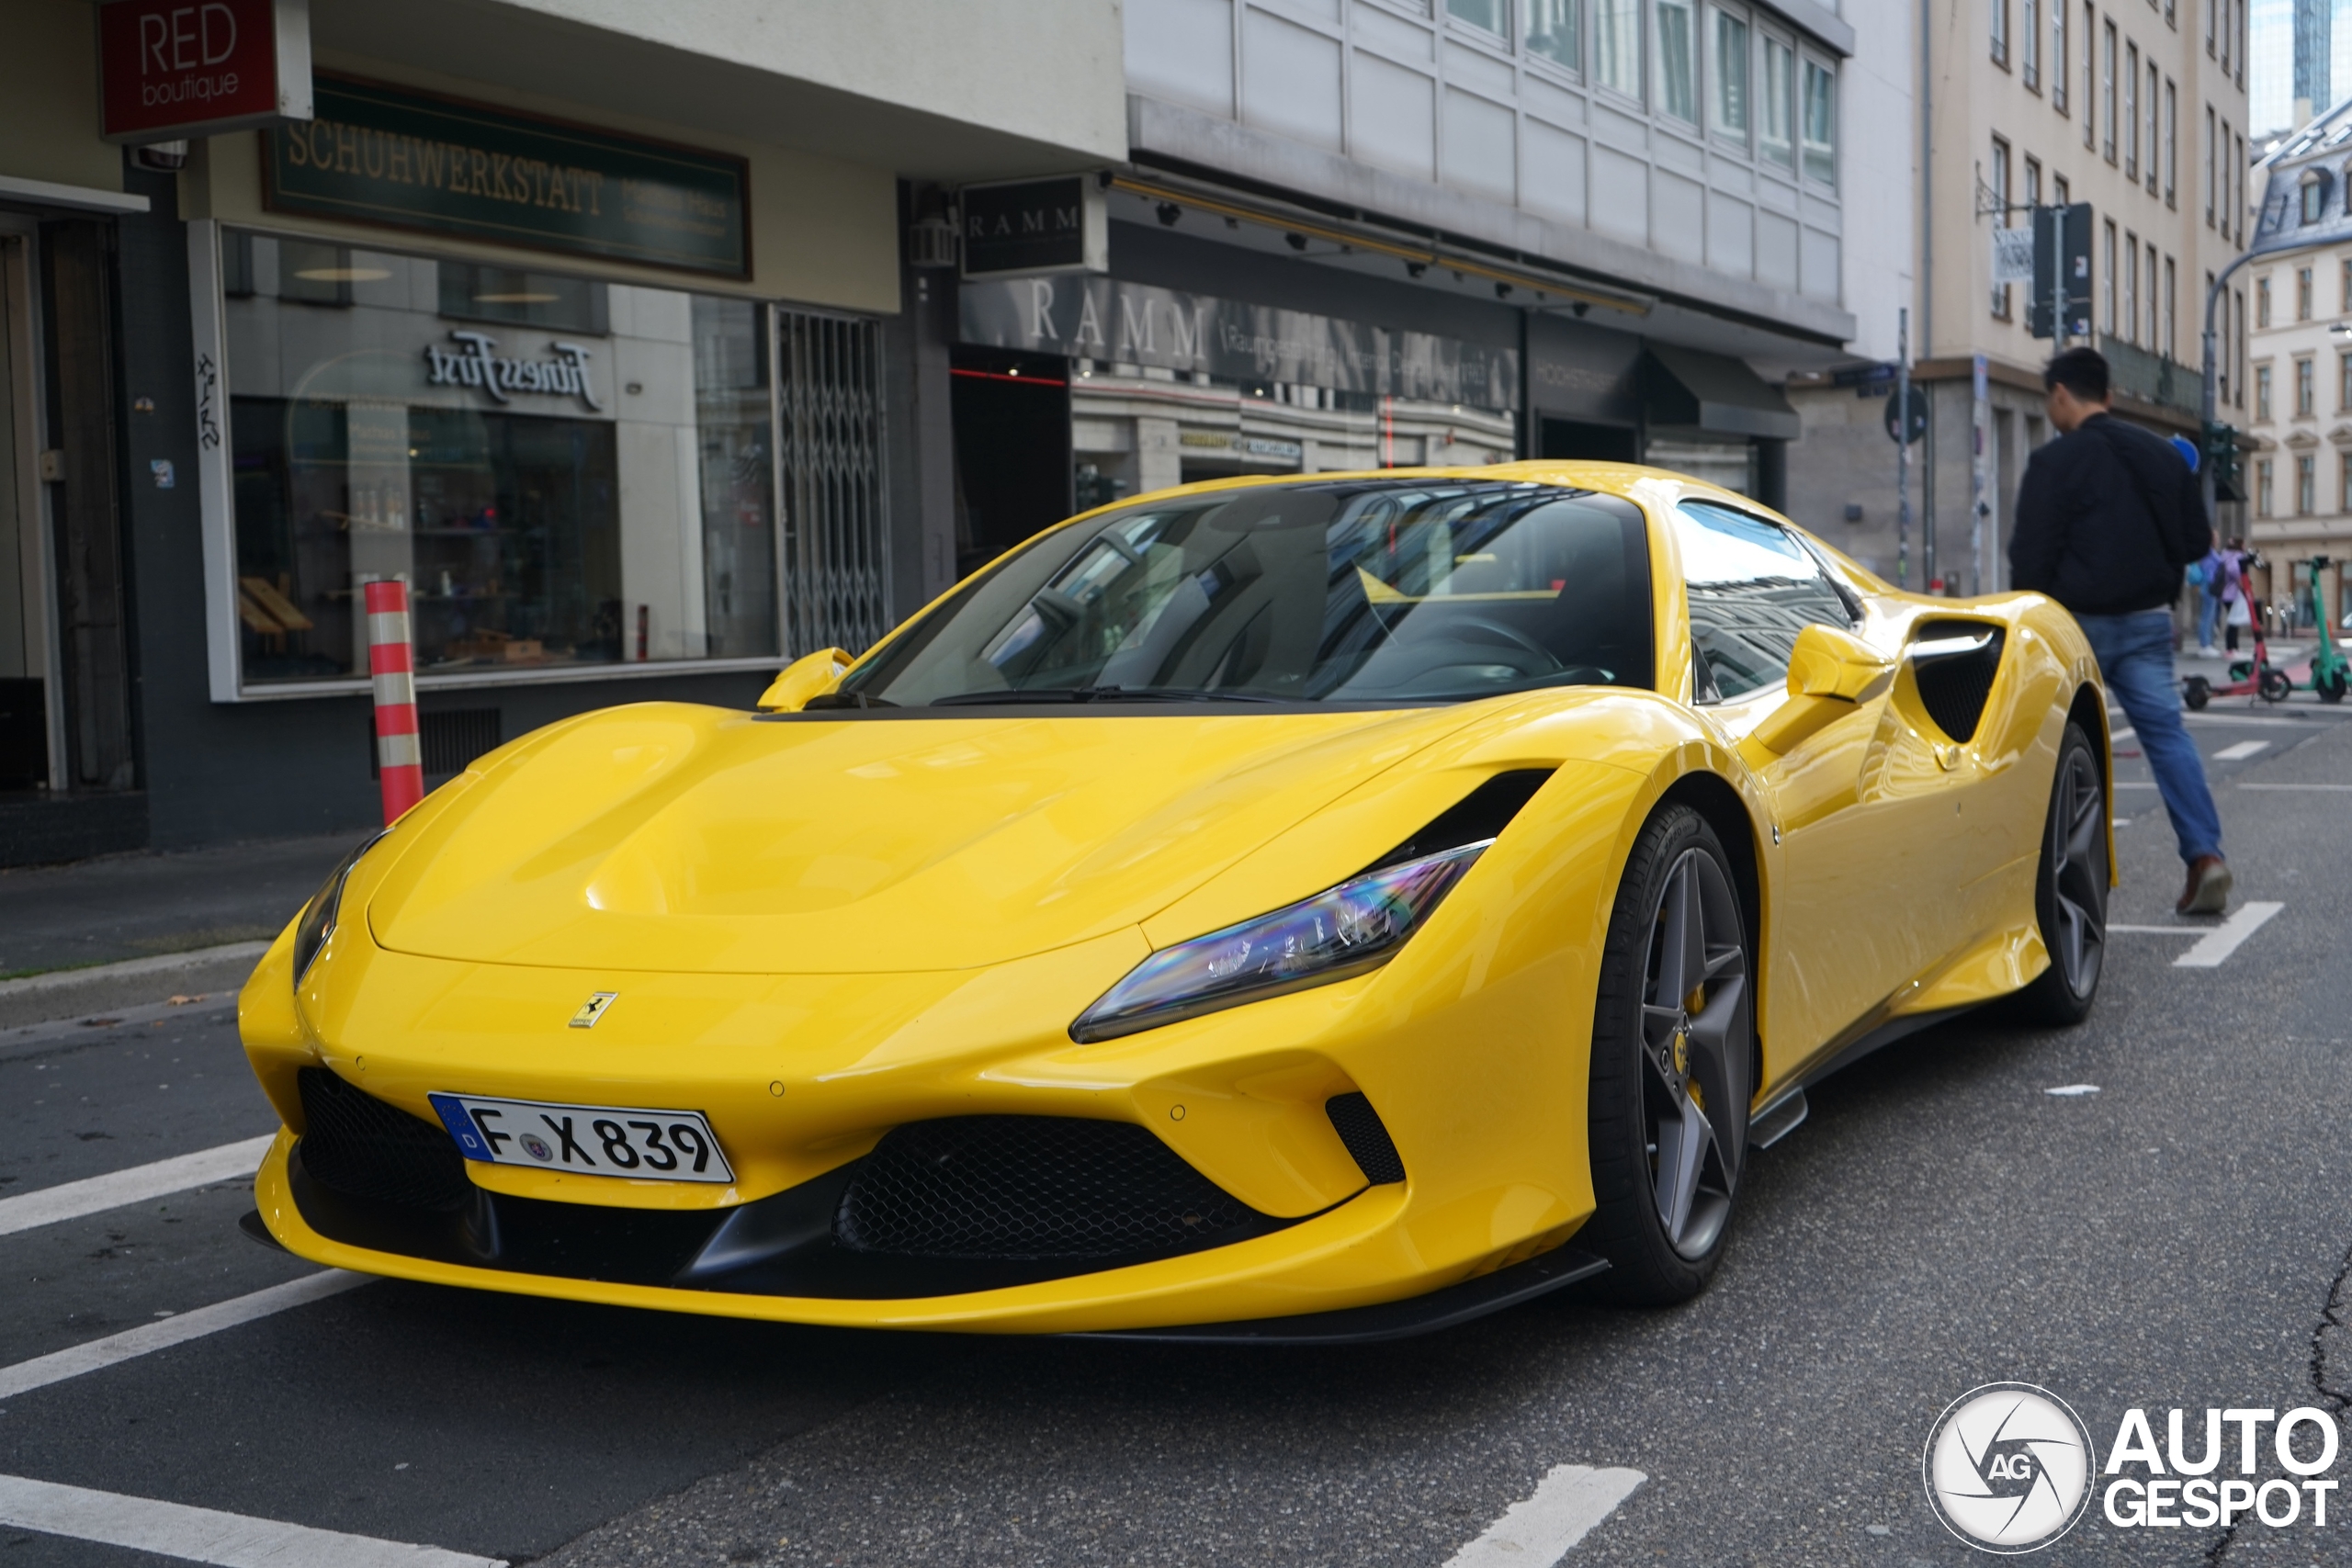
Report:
427,1092,735,1184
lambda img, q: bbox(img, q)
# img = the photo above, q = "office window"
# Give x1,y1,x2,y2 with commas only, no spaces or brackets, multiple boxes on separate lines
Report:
2300,266,2315,321
1528,0,1582,71
2103,220,2118,333
2125,233,2139,344
2149,243,2161,345
1449,0,1509,32
2026,155,2044,209
2256,457,2272,515
2206,0,2215,51
2299,454,2316,514
1711,5,1750,138
2234,288,2245,405
2124,42,2138,178
2164,79,2177,204
1994,0,2010,63
2102,20,2117,162
2053,0,2069,109
1993,140,2015,317
1801,56,1837,185
2341,451,2352,509
1657,0,1698,121
2305,181,2327,224
2145,62,2159,193
2256,362,2272,420
1595,0,1640,96
1760,32,1795,168
2297,356,2315,416
2343,257,2352,314
2165,254,2177,356
2341,349,2352,410
2024,0,2041,85
2258,275,2271,327
2204,106,2215,224
2086,4,2098,147
2054,174,2070,204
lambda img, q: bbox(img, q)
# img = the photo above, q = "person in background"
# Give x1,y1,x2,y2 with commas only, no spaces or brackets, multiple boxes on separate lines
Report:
2220,542,2251,654
2009,347,2232,916
2193,545,2223,657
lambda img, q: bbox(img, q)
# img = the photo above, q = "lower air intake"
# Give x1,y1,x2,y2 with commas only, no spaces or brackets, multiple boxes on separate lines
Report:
296,1066,473,1213
834,1116,1262,1261
1325,1092,1407,1185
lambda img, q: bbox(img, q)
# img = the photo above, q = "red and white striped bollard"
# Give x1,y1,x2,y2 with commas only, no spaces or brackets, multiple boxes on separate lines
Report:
365,579,424,823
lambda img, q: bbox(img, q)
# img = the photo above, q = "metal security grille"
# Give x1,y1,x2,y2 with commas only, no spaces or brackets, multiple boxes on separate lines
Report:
775,309,891,657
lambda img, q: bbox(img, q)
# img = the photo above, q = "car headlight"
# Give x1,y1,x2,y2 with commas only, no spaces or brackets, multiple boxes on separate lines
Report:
291,830,389,986
1069,842,1488,1043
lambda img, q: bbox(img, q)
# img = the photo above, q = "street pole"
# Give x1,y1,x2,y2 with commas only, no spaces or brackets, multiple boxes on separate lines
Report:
2200,254,2256,526
1897,308,1911,592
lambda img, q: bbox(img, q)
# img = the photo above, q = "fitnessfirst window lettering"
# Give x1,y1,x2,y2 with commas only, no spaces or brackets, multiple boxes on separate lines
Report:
424,333,604,409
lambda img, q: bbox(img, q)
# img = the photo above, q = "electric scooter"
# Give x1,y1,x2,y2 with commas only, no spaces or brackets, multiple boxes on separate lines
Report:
2183,597,2290,709
2281,555,2351,704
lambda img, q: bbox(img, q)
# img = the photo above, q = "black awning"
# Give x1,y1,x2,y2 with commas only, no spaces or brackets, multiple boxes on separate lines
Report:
1640,344,1802,442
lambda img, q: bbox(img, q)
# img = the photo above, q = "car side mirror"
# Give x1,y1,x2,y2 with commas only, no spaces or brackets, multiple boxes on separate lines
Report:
755,647,853,713
1743,624,1896,759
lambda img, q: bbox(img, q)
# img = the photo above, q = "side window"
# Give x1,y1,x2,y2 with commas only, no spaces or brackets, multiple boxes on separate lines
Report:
1671,502,1855,702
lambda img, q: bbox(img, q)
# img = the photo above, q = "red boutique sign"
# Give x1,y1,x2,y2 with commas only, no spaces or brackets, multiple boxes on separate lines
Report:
97,0,312,144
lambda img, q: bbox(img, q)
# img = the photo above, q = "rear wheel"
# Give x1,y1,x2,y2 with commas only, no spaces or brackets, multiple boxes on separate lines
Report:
2182,674,2211,711
2260,667,2294,704
2017,724,2108,1026
1585,806,1753,1305
2319,669,2347,705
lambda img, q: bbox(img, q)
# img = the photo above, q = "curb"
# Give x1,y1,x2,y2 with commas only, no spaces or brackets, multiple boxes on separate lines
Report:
0,941,271,998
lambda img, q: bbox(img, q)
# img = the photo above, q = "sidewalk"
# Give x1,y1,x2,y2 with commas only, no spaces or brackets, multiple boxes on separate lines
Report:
0,832,369,1029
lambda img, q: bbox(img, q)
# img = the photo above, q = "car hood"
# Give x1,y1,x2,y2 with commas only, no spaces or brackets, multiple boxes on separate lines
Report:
366,702,1490,975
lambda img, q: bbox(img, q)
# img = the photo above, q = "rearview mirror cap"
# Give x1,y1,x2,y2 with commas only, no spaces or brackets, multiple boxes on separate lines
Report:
756,647,854,713
1741,625,1896,760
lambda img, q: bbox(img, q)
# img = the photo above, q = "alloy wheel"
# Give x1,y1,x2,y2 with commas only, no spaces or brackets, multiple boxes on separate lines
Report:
2047,747,2107,998
1637,848,1751,1261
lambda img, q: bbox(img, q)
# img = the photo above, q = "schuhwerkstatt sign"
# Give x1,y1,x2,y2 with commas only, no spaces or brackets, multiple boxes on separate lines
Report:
265,75,749,278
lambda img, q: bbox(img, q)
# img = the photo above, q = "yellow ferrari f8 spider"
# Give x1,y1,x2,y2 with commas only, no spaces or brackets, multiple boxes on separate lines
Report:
240,464,2111,1341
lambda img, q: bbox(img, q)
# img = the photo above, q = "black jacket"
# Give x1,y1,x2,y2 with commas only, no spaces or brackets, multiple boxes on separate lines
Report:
2007,413,2213,615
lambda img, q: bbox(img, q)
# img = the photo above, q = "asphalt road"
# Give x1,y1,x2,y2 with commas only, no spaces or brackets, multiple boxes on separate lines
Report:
4,700,2350,1566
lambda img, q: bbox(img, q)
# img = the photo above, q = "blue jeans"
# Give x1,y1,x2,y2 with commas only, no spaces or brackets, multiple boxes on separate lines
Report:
2197,589,2221,649
2075,609,2224,865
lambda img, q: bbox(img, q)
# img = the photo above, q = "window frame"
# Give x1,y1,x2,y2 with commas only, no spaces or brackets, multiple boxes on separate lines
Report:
1670,499,1860,708
1707,1,1753,147
1798,50,1837,188
1590,0,1645,105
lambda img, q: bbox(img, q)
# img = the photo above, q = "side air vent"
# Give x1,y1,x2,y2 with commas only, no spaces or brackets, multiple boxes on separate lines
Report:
833,1116,1267,1261
295,1067,473,1212
1909,622,2006,744
1325,1092,1407,1185
1366,769,1555,872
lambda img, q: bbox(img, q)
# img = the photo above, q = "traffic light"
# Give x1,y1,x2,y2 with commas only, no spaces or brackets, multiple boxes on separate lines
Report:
2203,423,2245,503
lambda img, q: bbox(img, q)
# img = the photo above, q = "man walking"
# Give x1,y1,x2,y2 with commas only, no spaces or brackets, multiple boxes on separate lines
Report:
2010,347,2231,914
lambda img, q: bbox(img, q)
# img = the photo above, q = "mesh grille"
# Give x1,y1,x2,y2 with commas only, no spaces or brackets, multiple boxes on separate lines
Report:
296,1067,473,1213
834,1116,1258,1261
1913,625,2006,743
1325,1092,1407,1185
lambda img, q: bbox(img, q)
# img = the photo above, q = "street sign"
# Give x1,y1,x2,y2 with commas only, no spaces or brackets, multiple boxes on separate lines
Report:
1884,385,1928,446
961,176,1109,278
2028,202,2094,341
1831,361,1897,390
1991,226,2035,285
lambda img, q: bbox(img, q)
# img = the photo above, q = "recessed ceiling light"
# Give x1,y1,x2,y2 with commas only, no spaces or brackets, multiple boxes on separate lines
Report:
294,267,391,282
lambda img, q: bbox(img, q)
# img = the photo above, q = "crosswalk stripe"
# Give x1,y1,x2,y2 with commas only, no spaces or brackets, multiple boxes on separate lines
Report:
0,1472,502,1568
2213,740,2270,761
2175,901,2285,968
0,1270,369,1401
0,1134,276,1237
1443,1464,1646,1568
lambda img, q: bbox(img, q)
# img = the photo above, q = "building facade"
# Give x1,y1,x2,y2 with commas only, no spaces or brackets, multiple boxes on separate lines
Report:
1790,0,2249,599
0,0,1123,862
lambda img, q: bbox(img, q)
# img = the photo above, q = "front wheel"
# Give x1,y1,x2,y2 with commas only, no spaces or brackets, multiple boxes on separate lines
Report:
1585,806,1754,1305
2016,724,2109,1026
2260,667,2294,704
2182,675,2211,711
2319,669,2347,705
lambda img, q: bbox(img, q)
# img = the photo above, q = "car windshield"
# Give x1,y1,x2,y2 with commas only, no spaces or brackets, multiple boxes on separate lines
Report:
837,479,1656,708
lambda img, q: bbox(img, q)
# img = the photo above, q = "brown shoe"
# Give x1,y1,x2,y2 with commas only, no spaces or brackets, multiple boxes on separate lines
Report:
2177,856,2233,915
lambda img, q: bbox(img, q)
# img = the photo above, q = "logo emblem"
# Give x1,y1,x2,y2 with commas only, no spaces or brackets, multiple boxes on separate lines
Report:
519,1133,554,1162
1924,1382,2094,1552
570,991,617,1029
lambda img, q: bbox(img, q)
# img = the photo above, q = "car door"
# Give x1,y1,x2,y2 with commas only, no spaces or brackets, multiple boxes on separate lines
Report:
1669,501,1954,1075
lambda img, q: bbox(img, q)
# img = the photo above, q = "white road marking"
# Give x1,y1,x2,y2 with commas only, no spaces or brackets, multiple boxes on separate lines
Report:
2114,781,2159,787
0,1271,368,1401
2108,924,2199,934
2181,713,2344,728
0,1472,501,1567
0,1134,276,1238
0,942,267,999
2213,740,2271,761
2237,782,2352,790
2045,1084,2101,1097
2174,901,2285,967
1443,1464,1645,1568
2111,728,2137,742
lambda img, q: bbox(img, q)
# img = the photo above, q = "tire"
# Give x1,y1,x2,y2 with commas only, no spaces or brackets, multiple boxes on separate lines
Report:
2182,675,2211,712
2016,724,2109,1027
2319,669,2347,705
2260,667,2294,704
1585,805,1754,1306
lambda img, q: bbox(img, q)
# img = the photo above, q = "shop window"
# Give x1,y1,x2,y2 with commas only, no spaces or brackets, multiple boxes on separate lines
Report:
221,229,789,686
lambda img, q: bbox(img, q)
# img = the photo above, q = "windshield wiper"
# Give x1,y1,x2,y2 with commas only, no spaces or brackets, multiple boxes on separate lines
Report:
801,691,897,709
926,686,1284,707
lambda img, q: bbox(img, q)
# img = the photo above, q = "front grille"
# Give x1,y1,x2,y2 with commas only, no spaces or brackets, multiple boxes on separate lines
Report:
834,1116,1261,1261
296,1067,473,1212
1326,1092,1407,1185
